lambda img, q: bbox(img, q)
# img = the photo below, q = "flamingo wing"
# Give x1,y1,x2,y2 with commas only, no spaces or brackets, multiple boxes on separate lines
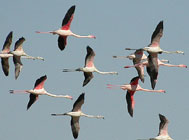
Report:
61,5,75,30
130,76,140,85
85,46,95,67
151,21,163,45
27,94,39,110
83,72,93,87
158,114,169,136
1,58,9,76
146,55,158,89
71,117,80,139
72,93,85,112
126,91,135,117
58,36,67,51
14,37,25,51
2,31,13,53
34,75,47,90
13,56,23,79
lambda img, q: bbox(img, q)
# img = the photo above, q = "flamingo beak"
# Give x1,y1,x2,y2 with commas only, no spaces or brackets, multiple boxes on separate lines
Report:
66,95,73,100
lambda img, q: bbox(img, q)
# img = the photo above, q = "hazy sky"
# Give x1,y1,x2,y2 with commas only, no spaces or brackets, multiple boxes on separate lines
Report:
0,0,188,140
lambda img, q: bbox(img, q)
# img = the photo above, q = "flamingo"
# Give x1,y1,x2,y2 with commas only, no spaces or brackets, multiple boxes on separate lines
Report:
124,58,187,69
51,93,104,139
36,5,96,51
124,54,186,89
63,46,118,86
138,114,173,140
150,114,173,140
10,37,44,79
0,31,13,76
9,75,72,110
107,76,165,117
126,21,184,54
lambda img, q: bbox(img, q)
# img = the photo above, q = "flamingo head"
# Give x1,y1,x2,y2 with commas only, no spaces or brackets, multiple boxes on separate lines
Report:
89,35,96,39
64,95,73,100
179,64,187,68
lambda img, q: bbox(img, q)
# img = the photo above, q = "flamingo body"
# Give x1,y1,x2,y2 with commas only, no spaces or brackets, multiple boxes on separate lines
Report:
63,46,118,86
51,93,104,139
107,76,165,117
10,75,72,110
36,5,95,51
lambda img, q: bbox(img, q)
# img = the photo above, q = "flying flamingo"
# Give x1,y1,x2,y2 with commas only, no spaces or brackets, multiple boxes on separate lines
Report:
124,58,187,69
138,114,173,140
126,21,184,54
113,49,147,60
107,76,165,117
51,93,104,139
113,49,169,83
63,46,118,86
36,5,96,51
0,31,13,76
10,37,44,79
10,75,72,110
124,54,186,89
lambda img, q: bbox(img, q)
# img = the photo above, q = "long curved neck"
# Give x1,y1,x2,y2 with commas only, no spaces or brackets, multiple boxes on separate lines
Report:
45,92,70,98
71,33,92,38
81,112,104,119
22,55,44,61
94,68,117,75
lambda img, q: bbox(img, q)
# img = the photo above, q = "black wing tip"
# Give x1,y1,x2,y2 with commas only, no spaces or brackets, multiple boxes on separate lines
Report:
86,46,92,50
80,93,85,98
19,37,25,41
8,31,13,37
82,81,88,87
130,76,140,83
27,104,31,110
159,113,165,119
73,133,78,139
71,5,76,9
129,111,133,117
86,46,94,53
41,75,47,79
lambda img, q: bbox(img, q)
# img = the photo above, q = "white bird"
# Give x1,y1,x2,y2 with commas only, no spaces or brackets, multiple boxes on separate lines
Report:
125,21,184,54
10,75,72,110
138,114,173,140
0,31,13,76
10,37,44,79
150,114,173,140
63,46,118,86
36,5,96,51
51,93,104,139
107,76,165,117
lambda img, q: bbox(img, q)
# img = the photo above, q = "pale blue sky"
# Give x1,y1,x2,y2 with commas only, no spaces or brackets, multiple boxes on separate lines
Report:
0,0,188,140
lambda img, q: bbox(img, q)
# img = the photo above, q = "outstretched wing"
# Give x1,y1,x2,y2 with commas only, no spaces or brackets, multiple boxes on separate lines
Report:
13,56,23,79
126,91,135,117
61,5,75,30
14,37,25,51
27,94,39,110
151,21,163,45
146,55,158,89
85,46,95,67
130,76,140,85
1,58,9,76
158,114,169,136
34,75,47,90
83,72,94,87
72,93,85,112
71,117,80,139
58,36,67,51
2,31,13,53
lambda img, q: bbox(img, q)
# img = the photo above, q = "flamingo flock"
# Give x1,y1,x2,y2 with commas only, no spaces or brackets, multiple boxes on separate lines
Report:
2,3,187,140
